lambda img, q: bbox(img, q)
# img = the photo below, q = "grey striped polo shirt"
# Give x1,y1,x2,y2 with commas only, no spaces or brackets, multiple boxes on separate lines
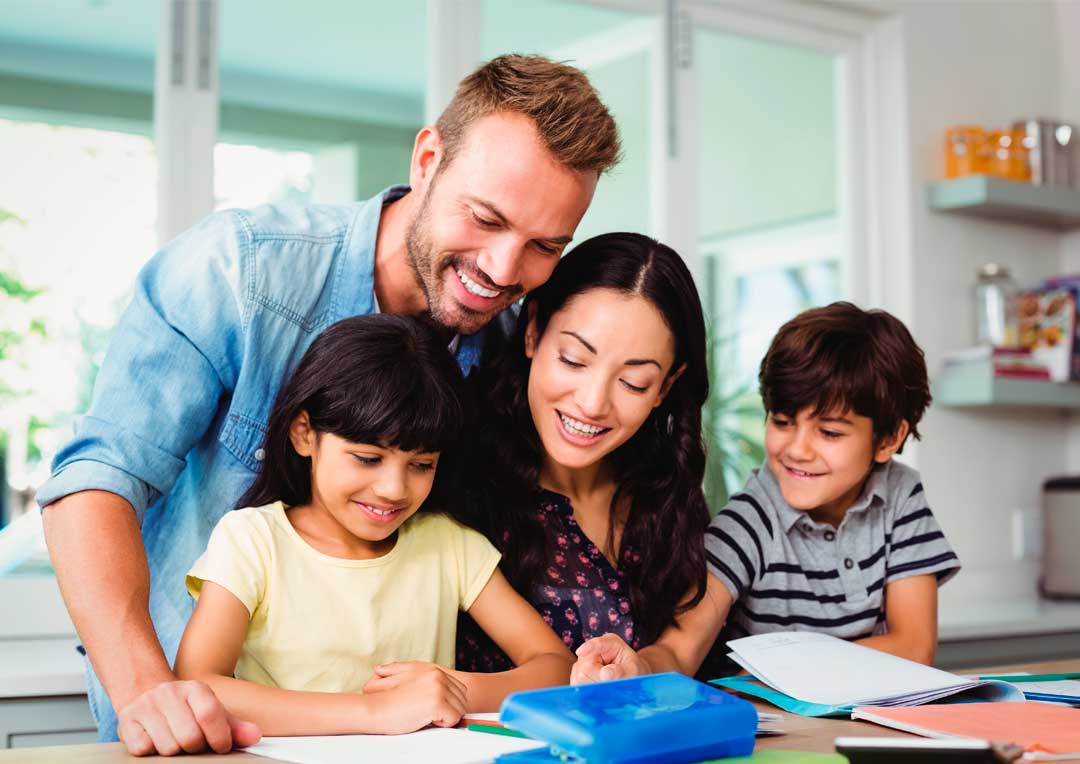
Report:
705,459,959,647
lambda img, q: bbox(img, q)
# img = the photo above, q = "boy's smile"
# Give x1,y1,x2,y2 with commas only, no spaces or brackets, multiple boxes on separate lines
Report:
766,407,906,527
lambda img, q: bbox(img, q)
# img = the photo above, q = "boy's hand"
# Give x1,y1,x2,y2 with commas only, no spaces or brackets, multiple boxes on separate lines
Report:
362,663,467,733
571,634,651,684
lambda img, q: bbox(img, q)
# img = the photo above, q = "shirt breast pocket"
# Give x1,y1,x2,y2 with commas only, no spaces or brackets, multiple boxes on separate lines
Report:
219,412,269,473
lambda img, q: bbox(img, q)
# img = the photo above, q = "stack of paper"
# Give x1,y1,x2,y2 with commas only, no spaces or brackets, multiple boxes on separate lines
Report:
724,632,1023,709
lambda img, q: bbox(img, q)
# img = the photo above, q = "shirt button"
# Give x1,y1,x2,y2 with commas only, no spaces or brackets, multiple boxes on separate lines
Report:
844,557,854,569
824,531,835,541
254,448,265,461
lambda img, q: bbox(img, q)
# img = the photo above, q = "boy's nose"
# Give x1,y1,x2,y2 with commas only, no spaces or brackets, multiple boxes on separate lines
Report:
786,430,815,460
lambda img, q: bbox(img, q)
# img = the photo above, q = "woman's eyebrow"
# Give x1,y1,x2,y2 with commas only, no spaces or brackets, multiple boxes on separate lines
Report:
561,331,596,354
561,331,662,370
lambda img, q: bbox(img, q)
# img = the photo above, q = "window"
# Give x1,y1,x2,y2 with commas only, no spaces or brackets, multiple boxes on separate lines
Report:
0,119,158,576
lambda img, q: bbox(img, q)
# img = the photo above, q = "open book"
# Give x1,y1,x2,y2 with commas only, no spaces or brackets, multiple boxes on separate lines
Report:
719,632,1023,711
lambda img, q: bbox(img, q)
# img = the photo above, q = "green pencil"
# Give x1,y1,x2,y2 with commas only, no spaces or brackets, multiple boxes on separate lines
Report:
467,722,531,739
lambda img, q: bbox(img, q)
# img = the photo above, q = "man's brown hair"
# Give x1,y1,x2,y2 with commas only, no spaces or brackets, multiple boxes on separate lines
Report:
759,302,931,452
435,54,620,175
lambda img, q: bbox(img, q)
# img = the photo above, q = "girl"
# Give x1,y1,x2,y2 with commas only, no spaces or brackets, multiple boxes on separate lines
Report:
455,233,711,675
174,314,572,737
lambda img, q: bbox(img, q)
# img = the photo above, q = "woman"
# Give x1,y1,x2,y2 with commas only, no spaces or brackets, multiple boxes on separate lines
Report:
456,232,711,671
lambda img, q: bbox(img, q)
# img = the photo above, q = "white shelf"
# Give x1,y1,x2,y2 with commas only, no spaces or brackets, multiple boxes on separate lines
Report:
934,371,1080,409
927,175,1080,230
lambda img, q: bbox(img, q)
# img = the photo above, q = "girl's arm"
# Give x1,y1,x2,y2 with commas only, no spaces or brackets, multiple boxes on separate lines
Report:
366,569,574,712
854,574,938,665
174,581,468,736
454,569,574,710
573,573,733,682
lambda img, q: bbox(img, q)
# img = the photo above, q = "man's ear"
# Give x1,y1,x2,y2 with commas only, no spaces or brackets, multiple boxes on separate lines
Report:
655,363,687,408
289,411,316,458
873,420,910,463
524,302,540,359
409,126,443,193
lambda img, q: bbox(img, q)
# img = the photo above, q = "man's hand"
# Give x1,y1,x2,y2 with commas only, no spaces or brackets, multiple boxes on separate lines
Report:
361,662,468,734
571,634,651,684
116,678,261,756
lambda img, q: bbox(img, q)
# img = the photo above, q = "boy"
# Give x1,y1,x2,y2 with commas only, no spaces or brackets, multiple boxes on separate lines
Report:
572,302,960,682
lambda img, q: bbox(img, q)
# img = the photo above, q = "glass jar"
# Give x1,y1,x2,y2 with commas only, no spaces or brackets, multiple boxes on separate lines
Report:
974,264,1018,347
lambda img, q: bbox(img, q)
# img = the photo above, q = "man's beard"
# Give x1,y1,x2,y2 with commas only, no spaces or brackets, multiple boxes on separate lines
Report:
404,191,514,335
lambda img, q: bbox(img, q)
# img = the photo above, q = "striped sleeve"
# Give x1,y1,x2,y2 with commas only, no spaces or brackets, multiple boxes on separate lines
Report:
705,493,771,600
885,480,960,586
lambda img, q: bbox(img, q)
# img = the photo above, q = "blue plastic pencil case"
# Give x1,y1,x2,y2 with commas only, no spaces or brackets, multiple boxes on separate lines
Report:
495,672,758,764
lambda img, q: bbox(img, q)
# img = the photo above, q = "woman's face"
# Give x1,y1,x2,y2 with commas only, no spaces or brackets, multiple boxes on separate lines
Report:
525,288,680,473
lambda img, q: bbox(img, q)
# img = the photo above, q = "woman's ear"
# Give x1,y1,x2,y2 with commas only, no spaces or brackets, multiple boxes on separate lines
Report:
524,302,540,359
873,420,910,463
655,363,687,408
289,411,316,457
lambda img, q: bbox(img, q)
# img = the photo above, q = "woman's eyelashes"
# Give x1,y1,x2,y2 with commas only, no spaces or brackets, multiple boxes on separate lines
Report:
557,353,651,393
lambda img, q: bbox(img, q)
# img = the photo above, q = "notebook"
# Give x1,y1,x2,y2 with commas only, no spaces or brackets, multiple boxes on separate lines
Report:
851,703,1080,762
716,632,1023,714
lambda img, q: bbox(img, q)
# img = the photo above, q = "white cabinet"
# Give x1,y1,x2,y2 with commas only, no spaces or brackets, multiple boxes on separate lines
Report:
0,638,93,748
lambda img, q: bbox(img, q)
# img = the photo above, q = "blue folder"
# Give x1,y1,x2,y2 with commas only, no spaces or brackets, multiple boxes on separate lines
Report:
495,672,758,764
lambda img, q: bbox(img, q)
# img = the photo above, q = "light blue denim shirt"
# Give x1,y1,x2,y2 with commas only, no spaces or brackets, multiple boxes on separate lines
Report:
37,186,505,739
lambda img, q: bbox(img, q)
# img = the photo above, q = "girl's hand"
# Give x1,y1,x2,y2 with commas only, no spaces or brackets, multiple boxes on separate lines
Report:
571,634,651,684
362,663,467,734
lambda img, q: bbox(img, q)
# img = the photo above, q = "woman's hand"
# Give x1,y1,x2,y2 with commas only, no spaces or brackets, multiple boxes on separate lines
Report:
571,634,651,684
362,662,468,733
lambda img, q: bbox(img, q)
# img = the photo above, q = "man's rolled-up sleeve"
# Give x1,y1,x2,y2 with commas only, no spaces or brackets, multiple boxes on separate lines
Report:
37,211,249,524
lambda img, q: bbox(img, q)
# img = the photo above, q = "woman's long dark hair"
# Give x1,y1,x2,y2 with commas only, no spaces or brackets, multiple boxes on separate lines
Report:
460,233,711,645
238,314,469,514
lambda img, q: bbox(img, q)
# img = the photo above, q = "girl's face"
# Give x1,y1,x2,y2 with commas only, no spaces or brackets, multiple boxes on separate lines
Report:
525,288,681,474
291,417,440,555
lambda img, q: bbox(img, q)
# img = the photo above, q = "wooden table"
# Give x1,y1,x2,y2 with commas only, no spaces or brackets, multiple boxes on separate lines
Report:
4,659,1076,763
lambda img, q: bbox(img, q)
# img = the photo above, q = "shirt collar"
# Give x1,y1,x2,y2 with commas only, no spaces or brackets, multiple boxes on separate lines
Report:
758,459,890,534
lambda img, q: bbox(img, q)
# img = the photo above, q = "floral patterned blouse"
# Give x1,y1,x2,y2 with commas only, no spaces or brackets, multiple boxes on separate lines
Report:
455,488,641,672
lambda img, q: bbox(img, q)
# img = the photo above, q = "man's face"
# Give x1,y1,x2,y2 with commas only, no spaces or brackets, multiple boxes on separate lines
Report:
406,112,598,335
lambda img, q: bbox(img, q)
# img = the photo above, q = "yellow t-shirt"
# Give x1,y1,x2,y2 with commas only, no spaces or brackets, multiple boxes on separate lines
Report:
186,503,501,693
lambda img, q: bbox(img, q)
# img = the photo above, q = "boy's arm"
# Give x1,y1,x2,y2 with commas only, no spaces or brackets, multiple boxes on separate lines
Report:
572,572,733,682
854,574,938,664
364,569,573,712
175,582,468,735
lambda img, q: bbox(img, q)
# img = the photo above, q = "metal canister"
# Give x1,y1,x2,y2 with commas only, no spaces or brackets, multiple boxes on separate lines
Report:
1013,118,1077,186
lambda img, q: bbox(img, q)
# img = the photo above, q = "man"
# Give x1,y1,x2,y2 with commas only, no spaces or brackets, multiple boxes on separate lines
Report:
38,54,619,756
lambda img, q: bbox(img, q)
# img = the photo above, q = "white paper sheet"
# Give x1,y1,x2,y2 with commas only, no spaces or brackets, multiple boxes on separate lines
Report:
727,631,1022,707
243,727,545,764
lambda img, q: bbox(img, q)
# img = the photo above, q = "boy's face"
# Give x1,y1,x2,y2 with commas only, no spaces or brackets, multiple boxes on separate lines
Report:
765,406,906,526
